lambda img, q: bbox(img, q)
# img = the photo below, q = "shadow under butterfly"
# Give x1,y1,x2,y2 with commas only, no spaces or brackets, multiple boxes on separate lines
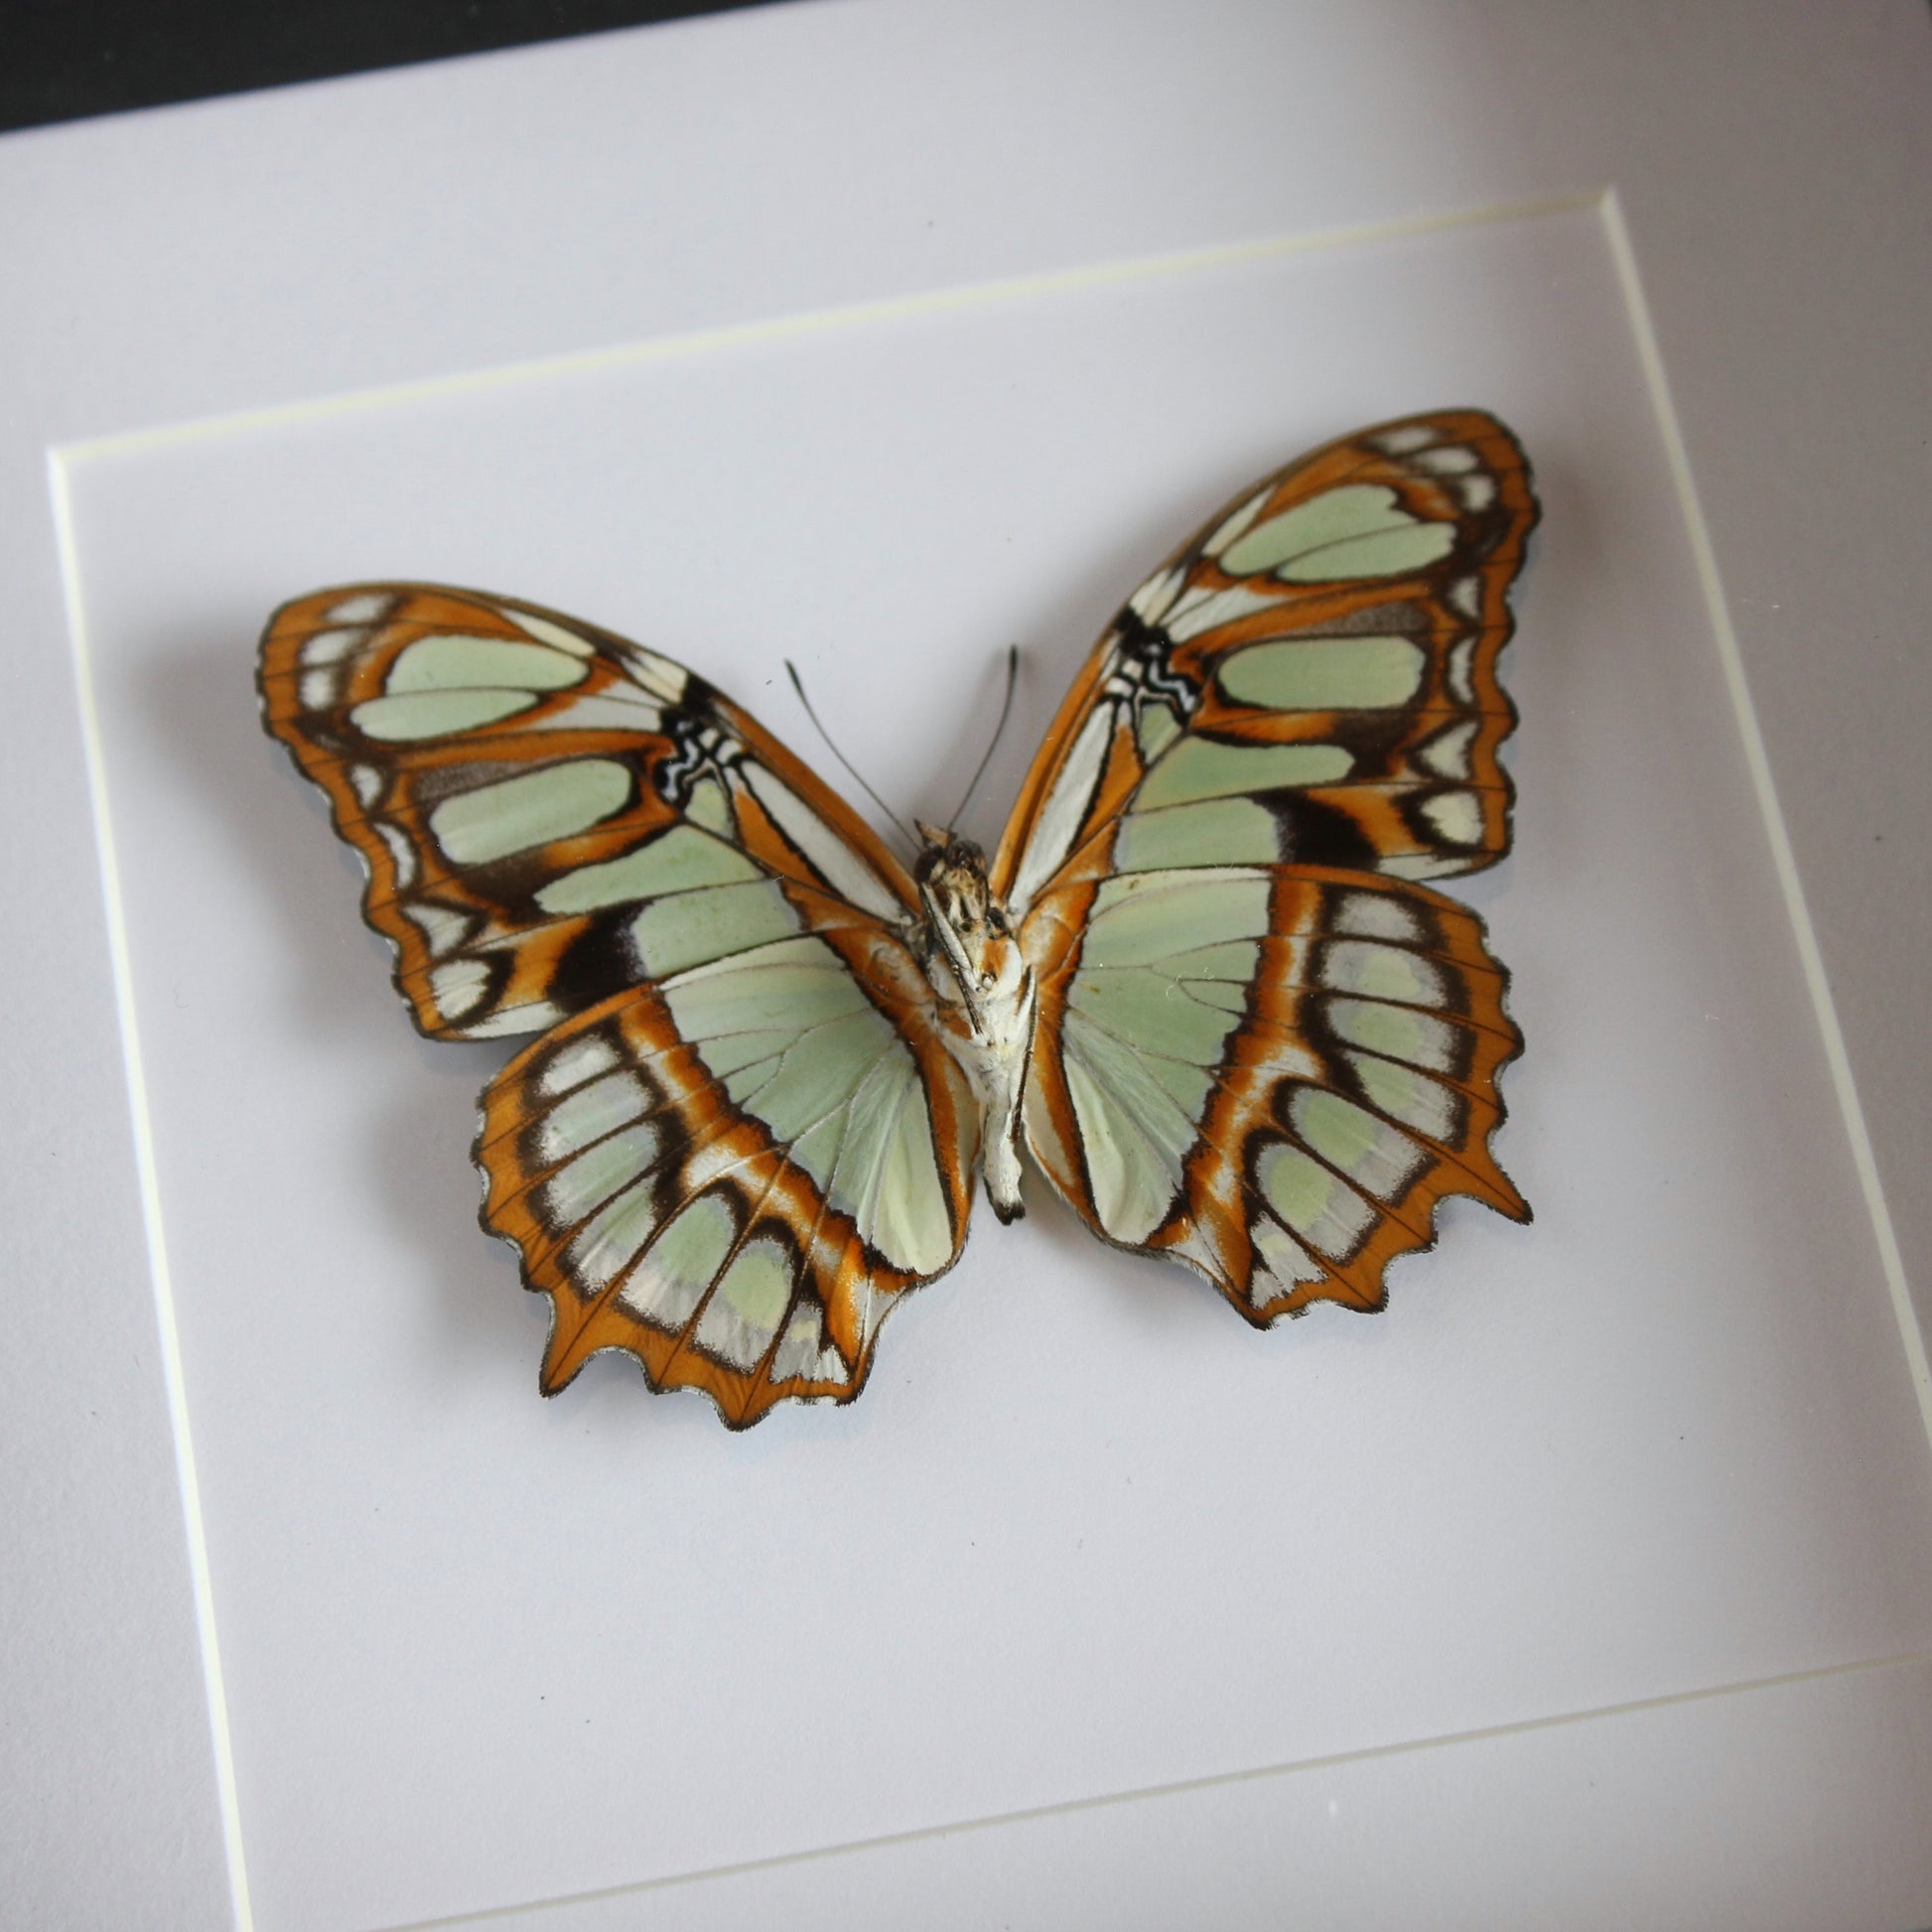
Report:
257,409,1537,1429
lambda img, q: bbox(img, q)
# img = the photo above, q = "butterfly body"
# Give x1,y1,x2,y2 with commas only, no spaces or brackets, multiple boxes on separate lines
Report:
260,410,1538,1428
912,828,1037,1224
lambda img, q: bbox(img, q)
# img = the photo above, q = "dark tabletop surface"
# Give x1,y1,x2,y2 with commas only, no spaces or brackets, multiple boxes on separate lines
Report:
3,0,783,133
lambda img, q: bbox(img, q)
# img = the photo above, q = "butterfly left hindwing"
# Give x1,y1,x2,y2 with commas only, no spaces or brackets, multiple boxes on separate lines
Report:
260,585,976,1427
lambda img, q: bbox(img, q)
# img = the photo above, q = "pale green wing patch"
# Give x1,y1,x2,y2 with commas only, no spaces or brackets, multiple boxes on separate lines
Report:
1254,1143,1376,1262
534,825,761,914
1078,868,1272,967
1113,797,1282,873
1218,483,1457,582
1216,635,1427,710
428,759,634,866
386,633,591,694
346,628,595,742
351,688,541,740
1135,737,1354,810
632,879,804,978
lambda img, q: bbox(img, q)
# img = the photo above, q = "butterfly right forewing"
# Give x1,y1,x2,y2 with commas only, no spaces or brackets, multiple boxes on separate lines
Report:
996,410,1536,909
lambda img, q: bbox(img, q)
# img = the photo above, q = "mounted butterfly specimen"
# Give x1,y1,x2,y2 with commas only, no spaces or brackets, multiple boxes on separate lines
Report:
258,409,1535,1429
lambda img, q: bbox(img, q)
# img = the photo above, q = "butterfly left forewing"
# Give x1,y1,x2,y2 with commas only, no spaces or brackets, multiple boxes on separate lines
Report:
259,584,914,1039
1003,412,1535,1320
262,584,973,1424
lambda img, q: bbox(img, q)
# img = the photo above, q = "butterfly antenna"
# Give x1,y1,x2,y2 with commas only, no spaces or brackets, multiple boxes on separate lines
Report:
784,660,918,847
949,645,1021,830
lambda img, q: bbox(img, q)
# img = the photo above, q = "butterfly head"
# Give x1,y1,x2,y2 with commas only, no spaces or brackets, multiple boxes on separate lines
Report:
912,825,1018,1010
914,820,992,927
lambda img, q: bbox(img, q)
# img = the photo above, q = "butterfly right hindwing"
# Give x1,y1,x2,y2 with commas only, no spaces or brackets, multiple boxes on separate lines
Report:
1023,862,1525,1320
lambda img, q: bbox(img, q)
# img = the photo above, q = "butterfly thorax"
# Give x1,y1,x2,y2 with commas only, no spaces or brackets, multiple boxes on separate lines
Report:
912,823,1036,1225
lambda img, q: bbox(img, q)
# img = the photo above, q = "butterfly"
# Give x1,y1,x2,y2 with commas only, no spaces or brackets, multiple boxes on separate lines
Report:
258,409,1536,1429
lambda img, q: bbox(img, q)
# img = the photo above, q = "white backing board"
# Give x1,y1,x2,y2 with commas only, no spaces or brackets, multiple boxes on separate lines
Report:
60,200,1932,1932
